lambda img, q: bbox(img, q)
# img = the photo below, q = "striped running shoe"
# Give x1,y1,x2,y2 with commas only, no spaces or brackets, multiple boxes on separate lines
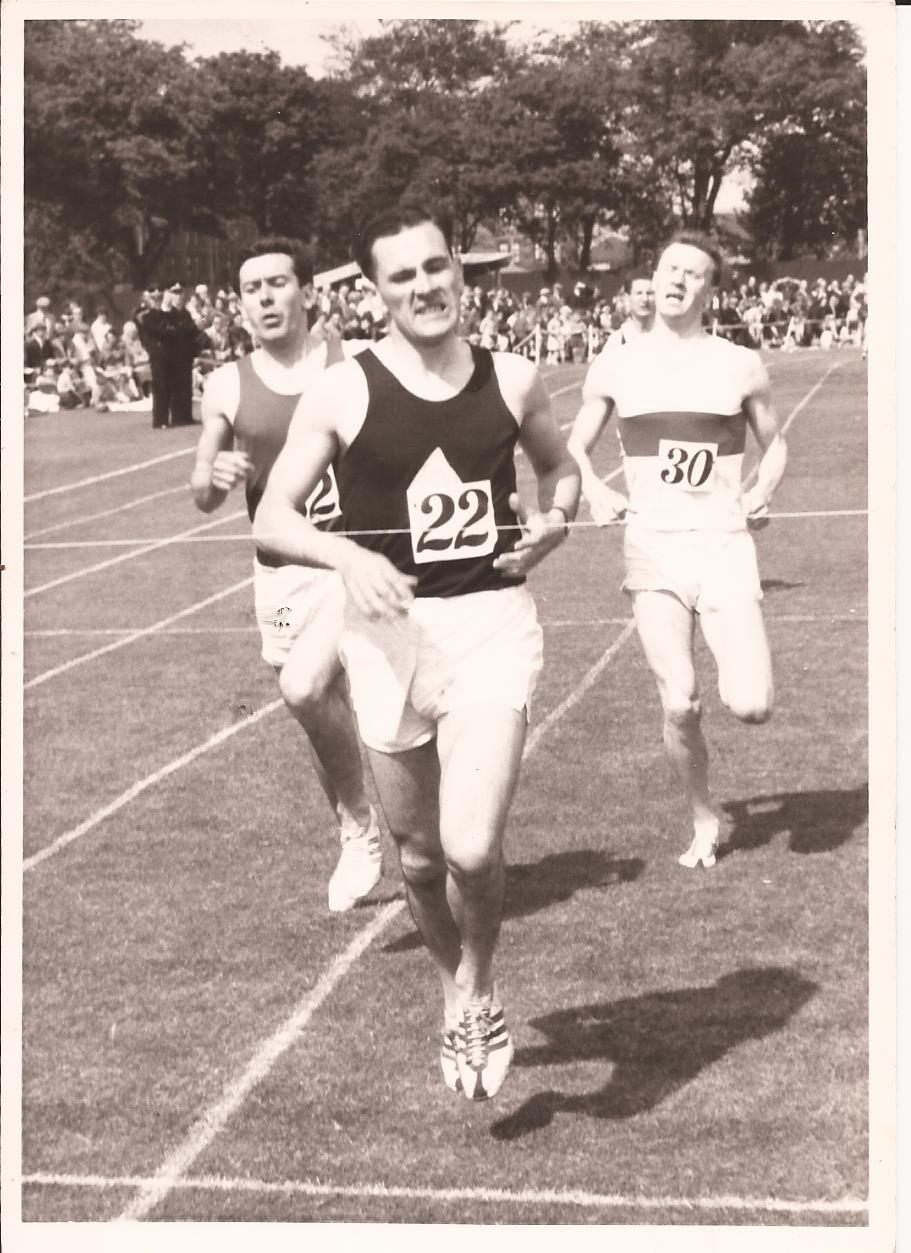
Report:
328,806,383,912
457,998,514,1101
440,1027,461,1093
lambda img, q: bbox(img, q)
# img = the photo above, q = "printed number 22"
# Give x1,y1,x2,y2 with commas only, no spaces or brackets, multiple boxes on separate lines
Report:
417,488,490,553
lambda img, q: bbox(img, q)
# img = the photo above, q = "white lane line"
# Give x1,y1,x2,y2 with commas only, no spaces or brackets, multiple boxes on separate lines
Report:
548,380,583,401
780,361,841,435
26,626,260,637
524,621,636,757
24,1172,867,1218
25,447,195,503
24,576,253,691
23,697,284,872
25,485,187,541
743,361,841,489
116,901,406,1222
112,623,637,1222
23,611,867,638
25,510,247,598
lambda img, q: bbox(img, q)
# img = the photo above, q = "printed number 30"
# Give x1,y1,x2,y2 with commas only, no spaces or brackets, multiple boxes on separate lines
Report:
417,488,490,553
660,445,715,487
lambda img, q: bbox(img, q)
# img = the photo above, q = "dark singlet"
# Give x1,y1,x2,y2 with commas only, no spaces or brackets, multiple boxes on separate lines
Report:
234,353,342,567
337,345,523,598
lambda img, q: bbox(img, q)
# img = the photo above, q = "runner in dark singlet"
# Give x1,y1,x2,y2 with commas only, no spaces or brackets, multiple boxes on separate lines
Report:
191,237,382,914
255,206,580,1101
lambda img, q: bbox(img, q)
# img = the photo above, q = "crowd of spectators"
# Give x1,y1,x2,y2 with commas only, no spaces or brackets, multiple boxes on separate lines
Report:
23,269,868,416
710,273,869,351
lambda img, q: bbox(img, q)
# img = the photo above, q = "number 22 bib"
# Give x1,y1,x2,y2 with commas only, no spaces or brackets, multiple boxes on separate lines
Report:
406,448,498,564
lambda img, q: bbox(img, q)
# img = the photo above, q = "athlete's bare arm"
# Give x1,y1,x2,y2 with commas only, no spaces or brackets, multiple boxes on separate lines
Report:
253,363,416,620
740,355,787,524
567,353,629,525
191,365,251,513
490,355,581,578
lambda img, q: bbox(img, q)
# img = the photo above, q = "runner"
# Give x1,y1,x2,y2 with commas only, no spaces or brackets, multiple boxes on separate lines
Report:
568,231,787,868
191,237,381,913
254,205,580,1099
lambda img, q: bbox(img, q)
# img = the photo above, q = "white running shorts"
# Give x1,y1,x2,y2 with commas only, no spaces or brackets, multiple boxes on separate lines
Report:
339,585,544,753
253,558,343,668
623,525,763,614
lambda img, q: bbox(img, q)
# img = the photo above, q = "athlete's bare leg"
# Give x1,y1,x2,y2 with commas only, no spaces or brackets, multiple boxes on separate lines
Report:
435,705,526,1006
278,582,371,831
630,590,719,844
366,740,461,1027
698,600,774,724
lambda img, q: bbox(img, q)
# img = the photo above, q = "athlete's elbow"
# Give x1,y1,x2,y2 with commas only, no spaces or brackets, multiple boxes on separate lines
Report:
251,499,278,551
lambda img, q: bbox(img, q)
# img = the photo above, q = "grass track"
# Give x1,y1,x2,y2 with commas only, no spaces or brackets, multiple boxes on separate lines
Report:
18,349,871,1226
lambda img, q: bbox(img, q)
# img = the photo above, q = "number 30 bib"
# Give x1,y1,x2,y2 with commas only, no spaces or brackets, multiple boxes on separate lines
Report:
406,448,498,564
657,439,717,493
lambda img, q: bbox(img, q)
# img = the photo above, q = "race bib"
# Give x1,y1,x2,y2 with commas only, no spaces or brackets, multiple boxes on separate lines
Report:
406,448,497,565
305,465,342,523
657,439,718,493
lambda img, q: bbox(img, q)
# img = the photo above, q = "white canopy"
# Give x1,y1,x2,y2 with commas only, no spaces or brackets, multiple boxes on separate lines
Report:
314,252,510,289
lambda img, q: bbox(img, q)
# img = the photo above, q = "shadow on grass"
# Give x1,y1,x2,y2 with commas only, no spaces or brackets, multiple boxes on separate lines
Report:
722,784,868,856
490,966,817,1141
382,850,643,954
760,578,806,593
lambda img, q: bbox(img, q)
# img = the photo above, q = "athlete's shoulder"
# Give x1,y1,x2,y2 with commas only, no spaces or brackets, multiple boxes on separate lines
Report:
490,347,539,386
296,348,370,424
583,338,628,397
709,336,769,391
491,349,546,423
201,359,240,422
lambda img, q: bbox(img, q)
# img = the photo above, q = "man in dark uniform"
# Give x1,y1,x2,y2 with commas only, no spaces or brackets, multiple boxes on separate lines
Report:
141,280,200,428
255,205,580,1102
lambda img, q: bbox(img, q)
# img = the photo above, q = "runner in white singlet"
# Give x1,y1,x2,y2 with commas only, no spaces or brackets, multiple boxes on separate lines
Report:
569,232,788,870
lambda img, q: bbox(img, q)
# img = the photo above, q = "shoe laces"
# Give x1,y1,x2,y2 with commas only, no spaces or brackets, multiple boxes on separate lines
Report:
461,1003,492,1069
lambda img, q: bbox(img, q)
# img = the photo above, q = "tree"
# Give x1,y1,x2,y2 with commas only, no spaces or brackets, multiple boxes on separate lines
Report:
24,19,218,290
310,19,521,265
483,35,627,276
745,22,867,259
194,51,326,237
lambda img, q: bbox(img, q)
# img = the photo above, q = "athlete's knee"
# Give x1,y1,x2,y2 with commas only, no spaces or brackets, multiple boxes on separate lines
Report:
443,835,503,882
278,655,337,714
723,686,773,724
398,841,446,888
661,685,702,731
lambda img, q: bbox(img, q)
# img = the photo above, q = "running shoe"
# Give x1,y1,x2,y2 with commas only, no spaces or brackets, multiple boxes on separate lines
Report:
678,826,719,869
440,1027,462,1093
327,806,382,912
457,998,514,1101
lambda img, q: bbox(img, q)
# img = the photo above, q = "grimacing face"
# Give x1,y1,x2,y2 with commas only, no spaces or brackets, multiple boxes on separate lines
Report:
238,253,305,343
653,243,716,323
369,222,461,346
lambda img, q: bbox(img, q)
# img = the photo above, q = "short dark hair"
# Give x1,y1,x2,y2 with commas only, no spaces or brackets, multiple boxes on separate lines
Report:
352,204,454,283
237,236,313,286
659,230,723,287
626,268,654,290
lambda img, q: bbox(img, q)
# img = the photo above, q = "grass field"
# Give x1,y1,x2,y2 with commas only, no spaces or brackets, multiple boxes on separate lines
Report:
12,348,879,1235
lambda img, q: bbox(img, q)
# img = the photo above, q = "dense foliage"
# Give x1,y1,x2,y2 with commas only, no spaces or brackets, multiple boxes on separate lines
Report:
24,17,867,296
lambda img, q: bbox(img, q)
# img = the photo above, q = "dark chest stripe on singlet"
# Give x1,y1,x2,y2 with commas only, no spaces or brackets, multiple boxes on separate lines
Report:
618,411,747,458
